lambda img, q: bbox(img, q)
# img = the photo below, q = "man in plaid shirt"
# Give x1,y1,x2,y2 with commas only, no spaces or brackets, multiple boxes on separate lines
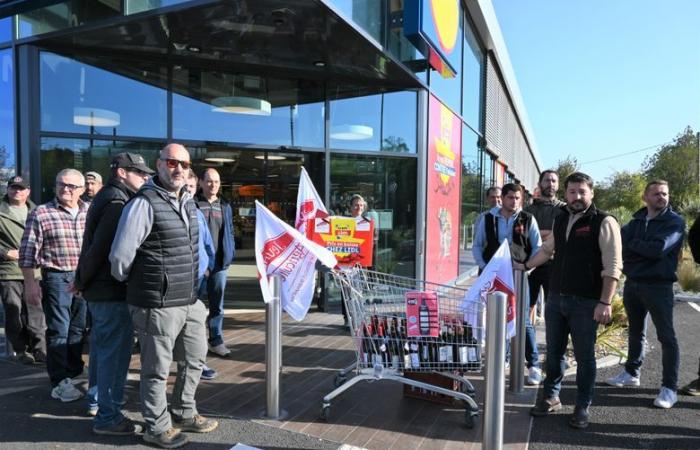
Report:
19,168,89,403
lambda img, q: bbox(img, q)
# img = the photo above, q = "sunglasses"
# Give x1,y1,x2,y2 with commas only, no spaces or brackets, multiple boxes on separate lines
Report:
56,182,84,191
160,158,191,170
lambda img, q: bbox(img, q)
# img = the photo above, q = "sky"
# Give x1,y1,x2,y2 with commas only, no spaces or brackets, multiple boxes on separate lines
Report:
491,0,700,184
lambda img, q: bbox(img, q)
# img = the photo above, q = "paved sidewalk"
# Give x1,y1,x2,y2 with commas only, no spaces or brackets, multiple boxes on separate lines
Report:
529,301,700,449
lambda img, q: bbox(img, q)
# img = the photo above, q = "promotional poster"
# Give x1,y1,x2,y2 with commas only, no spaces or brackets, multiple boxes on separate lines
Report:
405,291,439,338
425,95,462,283
311,216,375,267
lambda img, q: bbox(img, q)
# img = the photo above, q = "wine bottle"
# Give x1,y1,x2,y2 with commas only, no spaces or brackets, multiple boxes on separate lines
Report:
419,298,430,335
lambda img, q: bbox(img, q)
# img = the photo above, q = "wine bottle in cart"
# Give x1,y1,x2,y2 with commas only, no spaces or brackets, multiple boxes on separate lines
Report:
419,297,430,335
437,318,449,371
466,323,481,368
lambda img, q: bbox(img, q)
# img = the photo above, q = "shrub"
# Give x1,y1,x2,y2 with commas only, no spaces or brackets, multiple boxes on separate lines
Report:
677,259,700,292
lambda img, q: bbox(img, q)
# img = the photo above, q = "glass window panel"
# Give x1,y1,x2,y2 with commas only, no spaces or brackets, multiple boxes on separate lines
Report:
1,48,15,193
330,92,381,151
0,17,11,43
39,137,162,202
40,52,167,138
428,12,463,115
126,0,193,15
459,125,481,274
482,151,494,209
329,0,383,43
18,0,121,38
462,19,483,131
172,68,324,148
329,154,417,277
381,91,417,153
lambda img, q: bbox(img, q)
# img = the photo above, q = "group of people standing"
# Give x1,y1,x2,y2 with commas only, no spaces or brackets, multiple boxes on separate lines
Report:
472,169,699,429
0,143,236,449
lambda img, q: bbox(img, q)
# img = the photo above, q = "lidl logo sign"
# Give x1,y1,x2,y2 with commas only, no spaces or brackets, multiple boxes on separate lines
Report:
404,0,461,78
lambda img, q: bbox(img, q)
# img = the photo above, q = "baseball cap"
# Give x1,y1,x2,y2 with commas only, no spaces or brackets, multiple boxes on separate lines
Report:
85,171,103,184
110,152,155,175
8,176,29,189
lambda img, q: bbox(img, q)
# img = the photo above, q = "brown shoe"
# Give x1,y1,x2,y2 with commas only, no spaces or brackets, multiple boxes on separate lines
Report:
172,414,219,433
530,396,562,416
679,379,700,396
568,405,589,429
143,427,188,449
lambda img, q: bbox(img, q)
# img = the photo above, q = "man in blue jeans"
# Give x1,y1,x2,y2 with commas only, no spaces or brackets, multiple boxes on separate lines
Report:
196,168,235,357
19,169,89,403
605,180,685,409
72,153,153,435
520,172,622,429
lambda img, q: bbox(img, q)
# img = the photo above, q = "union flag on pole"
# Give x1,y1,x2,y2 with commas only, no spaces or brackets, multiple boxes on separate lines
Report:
255,201,337,321
295,166,328,237
463,240,516,339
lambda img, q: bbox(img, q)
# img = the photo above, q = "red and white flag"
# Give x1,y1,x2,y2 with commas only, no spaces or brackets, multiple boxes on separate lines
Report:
463,240,516,339
256,201,337,321
295,166,328,237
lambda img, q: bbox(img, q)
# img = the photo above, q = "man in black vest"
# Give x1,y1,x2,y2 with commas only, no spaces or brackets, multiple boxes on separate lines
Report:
680,213,700,396
72,153,152,435
110,144,217,449
523,172,622,429
472,183,543,383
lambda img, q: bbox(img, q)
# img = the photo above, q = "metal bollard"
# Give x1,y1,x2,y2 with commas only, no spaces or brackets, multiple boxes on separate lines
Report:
484,291,507,450
509,270,529,393
265,276,282,419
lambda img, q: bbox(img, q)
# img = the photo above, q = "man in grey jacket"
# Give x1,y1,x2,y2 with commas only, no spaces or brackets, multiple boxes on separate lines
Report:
109,144,217,449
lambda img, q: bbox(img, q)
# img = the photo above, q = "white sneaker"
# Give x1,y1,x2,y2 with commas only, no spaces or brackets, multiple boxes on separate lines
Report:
653,387,677,409
208,343,231,357
51,378,83,403
526,367,542,385
605,370,640,387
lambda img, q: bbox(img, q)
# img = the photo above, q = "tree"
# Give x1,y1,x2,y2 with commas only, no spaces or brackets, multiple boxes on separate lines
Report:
553,156,580,198
643,126,699,208
594,170,646,212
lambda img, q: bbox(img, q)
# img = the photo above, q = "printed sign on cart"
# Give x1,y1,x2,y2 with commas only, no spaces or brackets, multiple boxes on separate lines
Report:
425,94,462,283
311,216,375,267
405,291,439,337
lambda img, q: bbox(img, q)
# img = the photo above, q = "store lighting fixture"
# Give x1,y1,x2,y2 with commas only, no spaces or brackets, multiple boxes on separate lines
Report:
330,124,373,140
254,154,286,161
211,96,271,115
73,107,121,127
204,150,236,163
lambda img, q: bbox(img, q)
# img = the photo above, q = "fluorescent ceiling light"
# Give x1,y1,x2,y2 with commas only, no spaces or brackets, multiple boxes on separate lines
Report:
211,96,271,116
254,155,286,161
330,124,373,140
204,151,236,163
73,107,121,127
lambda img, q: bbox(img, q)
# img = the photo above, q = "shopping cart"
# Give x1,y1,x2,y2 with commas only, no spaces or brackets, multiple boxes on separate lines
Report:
321,267,483,428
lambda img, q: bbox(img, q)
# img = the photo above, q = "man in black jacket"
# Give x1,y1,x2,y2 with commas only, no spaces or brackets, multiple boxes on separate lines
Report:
680,214,700,396
71,153,153,435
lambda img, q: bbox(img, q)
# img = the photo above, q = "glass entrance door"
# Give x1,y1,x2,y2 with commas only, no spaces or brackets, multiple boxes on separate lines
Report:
191,148,325,307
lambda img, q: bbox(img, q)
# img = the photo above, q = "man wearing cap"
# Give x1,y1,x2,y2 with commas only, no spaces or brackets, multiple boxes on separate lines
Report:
71,153,153,435
0,176,45,364
81,172,103,203
19,169,89,403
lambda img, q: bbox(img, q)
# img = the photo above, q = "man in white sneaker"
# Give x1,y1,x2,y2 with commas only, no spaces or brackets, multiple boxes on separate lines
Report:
19,169,89,403
605,180,685,409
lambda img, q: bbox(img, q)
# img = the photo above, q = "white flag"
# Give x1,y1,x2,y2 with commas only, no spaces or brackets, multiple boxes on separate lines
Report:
255,201,337,321
463,240,517,339
295,166,328,236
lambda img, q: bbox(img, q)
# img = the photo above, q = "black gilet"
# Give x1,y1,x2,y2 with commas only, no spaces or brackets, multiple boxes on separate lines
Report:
126,188,199,308
483,210,533,264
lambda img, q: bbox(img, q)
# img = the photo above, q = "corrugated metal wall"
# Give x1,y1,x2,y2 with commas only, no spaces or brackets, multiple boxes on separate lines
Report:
484,52,540,190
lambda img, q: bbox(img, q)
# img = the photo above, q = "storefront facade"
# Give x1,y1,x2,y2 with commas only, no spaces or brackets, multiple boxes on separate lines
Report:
0,1,540,297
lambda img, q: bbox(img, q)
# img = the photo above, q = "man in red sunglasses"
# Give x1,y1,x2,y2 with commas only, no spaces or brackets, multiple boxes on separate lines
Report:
109,143,217,448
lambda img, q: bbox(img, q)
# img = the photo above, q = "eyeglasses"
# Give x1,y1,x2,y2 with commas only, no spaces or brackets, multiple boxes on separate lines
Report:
160,158,191,170
56,182,84,191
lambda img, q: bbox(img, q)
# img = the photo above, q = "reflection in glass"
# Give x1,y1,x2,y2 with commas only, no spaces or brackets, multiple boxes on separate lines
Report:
482,151,495,204
0,17,11,43
462,19,484,131
126,0,191,15
0,48,15,192
330,154,417,277
428,11,463,115
39,138,162,202
329,0,383,43
173,68,323,148
40,52,167,138
459,125,482,274
381,91,417,153
18,0,121,38
330,91,381,151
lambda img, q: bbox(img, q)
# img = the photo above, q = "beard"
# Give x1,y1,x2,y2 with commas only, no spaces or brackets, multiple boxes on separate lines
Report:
541,187,556,198
568,200,588,213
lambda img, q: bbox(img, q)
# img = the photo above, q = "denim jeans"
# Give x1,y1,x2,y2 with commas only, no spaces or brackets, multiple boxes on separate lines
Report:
525,313,539,369
87,301,134,428
41,270,87,386
204,269,228,346
623,280,679,390
543,293,599,407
